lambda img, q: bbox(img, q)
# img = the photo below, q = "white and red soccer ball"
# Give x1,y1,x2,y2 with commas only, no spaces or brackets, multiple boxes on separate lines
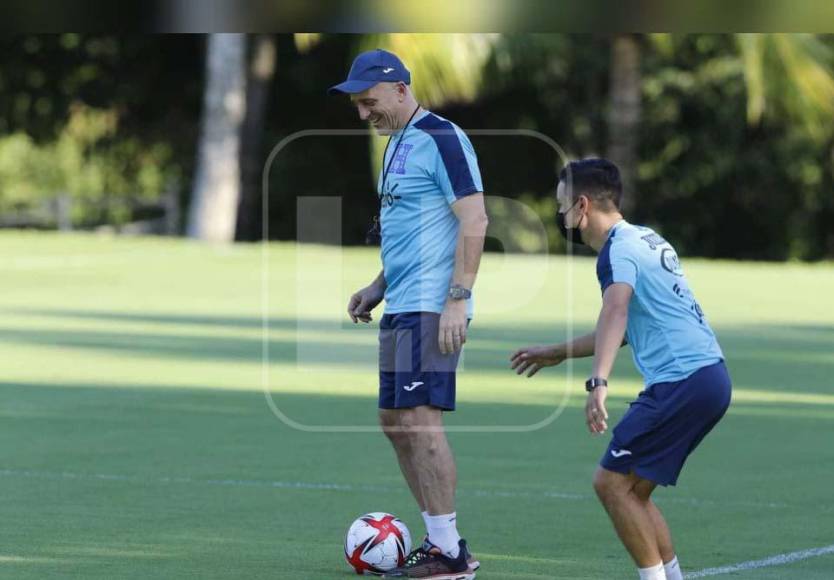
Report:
344,512,412,575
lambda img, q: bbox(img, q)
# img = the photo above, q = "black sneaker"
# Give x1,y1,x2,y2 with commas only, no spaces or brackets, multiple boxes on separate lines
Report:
382,539,475,579
418,535,480,572
462,541,480,572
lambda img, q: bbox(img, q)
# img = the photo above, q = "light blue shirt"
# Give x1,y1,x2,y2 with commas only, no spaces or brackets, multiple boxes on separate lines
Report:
597,220,724,386
377,110,483,316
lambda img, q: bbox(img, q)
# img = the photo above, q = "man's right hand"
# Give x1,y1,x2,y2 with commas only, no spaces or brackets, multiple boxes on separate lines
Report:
510,344,566,377
347,284,384,323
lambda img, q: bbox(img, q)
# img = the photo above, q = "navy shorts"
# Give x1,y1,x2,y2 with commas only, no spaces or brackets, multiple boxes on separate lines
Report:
378,312,463,411
600,360,732,486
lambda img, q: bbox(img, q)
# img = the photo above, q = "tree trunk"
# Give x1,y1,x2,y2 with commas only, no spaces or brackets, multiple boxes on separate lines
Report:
607,34,641,217
187,33,247,242
235,34,277,242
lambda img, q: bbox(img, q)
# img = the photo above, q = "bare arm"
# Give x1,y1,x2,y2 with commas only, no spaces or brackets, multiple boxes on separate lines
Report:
450,193,488,292
370,269,386,291
590,283,632,380
347,270,386,324
438,193,489,353
586,282,633,434
510,331,627,377
563,331,597,359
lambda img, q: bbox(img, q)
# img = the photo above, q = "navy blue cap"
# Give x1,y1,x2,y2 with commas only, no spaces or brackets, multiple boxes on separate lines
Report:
328,49,411,95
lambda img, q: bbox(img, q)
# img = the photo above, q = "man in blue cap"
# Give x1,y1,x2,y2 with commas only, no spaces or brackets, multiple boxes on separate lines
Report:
330,49,488,579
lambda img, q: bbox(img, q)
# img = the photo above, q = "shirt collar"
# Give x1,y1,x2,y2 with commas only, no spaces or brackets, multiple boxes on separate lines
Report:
391,108,429,138
606,219,627,240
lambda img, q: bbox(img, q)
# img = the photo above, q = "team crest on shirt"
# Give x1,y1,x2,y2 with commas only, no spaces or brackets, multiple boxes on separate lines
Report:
660,248,684,276
391,143,413,174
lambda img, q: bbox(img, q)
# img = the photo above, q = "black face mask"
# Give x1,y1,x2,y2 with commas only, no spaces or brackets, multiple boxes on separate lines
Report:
557,199,585,246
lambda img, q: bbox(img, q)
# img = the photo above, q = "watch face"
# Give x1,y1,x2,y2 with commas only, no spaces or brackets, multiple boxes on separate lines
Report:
449,287,469,300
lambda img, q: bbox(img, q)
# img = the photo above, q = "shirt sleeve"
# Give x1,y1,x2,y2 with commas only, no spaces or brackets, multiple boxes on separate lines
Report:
432,127,483,204
598,240,639,292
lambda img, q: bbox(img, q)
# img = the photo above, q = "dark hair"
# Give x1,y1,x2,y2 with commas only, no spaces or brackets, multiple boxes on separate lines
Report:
558,158,622,210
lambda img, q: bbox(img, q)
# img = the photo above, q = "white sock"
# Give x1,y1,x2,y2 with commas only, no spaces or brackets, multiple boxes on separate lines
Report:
425,512,461,558
421,511,430,534
638,562,667,580
664,556,683,580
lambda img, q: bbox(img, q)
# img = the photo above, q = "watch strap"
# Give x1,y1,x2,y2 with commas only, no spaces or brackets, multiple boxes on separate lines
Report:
585,377,608,392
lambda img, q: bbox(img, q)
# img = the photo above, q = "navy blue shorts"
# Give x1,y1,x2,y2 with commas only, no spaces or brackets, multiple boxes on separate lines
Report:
378,312,463,411
600,361,732,486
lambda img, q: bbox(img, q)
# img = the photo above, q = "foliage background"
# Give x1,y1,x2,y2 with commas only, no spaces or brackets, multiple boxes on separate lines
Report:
0,34,832,259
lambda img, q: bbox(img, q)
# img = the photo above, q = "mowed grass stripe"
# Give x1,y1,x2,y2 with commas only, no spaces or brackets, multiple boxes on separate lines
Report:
0,234,833,578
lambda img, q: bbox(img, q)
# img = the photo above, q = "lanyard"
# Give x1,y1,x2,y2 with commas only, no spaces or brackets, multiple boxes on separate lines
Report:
380,105,421,195
367,105,421,245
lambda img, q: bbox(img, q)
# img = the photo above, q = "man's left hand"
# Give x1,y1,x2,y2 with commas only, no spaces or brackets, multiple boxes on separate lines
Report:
439,299,467,354
585,386,609,434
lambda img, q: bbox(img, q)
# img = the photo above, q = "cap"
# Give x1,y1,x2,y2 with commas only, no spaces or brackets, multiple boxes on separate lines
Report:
328,49,411,95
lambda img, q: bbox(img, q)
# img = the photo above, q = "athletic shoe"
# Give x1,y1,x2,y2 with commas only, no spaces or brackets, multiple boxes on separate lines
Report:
462,541,480,572
419,535,480,572
382,538,475,579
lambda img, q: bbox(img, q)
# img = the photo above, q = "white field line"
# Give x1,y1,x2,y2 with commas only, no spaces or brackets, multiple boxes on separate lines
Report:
1,469,826,576
685,544,834,578
0,468,785,509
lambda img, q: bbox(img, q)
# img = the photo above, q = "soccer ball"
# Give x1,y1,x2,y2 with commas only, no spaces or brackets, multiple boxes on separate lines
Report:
344,512,411,575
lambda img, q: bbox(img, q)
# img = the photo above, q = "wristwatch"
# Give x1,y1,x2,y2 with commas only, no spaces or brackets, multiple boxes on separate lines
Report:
585,377,608,392
448,285,472,300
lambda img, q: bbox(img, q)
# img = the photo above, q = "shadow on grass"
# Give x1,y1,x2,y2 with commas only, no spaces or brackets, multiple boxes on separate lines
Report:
3,308,834,393
15,307,579,344
1,379,829,482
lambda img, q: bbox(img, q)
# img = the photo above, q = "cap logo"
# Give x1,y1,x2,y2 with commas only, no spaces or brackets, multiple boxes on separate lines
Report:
382,67,395,73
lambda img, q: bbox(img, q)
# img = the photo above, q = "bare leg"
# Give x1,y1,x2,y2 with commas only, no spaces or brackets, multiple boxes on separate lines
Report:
380,409,426,511
382,406,468,562
593,467,662,567
401,406,457,515
634,479,676,564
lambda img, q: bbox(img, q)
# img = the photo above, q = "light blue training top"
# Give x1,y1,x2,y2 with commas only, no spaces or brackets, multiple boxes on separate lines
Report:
597,220,724,386
377,110,483,317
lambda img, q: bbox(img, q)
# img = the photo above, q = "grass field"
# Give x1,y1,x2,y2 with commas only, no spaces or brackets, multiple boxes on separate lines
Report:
1,231,833,579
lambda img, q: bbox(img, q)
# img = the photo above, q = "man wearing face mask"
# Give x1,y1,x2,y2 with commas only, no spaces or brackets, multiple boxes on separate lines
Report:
511,158,731,580
329,49,487,579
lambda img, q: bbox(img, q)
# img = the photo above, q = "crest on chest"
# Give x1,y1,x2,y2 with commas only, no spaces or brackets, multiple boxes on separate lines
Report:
390,143,414,175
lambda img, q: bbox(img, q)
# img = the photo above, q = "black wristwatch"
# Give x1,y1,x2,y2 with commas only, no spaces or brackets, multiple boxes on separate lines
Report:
585,377,608,392
448,285,472,301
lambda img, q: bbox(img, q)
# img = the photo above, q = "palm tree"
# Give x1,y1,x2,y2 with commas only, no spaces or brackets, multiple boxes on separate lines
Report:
608,33,834,214
236,34,277,242
607,34,642,216
737,33,834,140
187,33,247,242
